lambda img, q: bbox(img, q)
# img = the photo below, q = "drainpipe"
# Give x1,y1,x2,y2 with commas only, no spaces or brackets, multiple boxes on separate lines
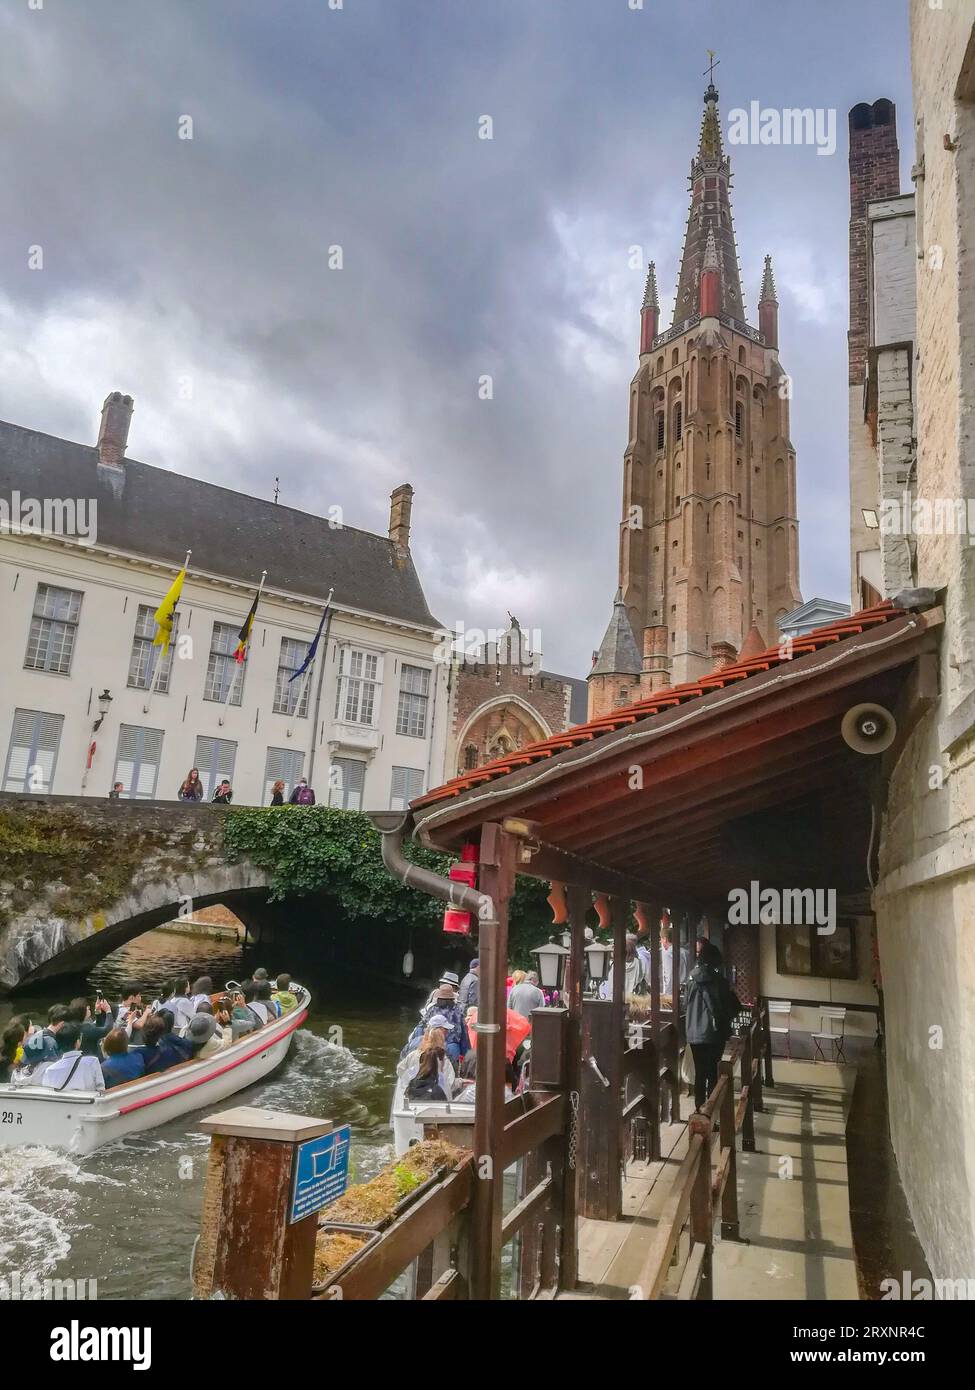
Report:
369,811,489,918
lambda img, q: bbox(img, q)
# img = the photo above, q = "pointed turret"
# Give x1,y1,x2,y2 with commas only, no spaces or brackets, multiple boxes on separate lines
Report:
673,82,746,327
640,261,659,355
587,590,643,718
738,623,768,661
590,590,642,677
759,253,779,348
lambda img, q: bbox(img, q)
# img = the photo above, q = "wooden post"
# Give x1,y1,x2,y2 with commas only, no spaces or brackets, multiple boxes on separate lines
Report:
740,1026,756,1153
759,997,775,1089
558,882,588,1290
751,1011,765,1114
470,821,516,1301
718,1061,739,1240
579,999,623,1219
194,1106,333,1300
687,1113,714,1300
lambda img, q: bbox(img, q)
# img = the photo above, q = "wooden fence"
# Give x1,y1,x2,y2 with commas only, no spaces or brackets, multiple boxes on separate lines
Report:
630,1004,769,1300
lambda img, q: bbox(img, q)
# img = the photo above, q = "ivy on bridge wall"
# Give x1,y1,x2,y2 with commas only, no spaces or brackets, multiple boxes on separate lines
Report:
222,806,555,967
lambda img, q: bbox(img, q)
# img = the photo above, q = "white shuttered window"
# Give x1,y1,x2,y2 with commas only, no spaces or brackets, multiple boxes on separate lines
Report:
194,735,237,799
328,757,366,811
113,725,164,799
3,709,64,793
390,766,424,810
263,747,305,804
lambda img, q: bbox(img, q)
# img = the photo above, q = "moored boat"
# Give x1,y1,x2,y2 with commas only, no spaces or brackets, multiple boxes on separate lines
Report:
0,987,309,1155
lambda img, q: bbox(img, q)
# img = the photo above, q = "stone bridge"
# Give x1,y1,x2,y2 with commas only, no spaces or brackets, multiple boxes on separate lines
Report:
0,793,279,991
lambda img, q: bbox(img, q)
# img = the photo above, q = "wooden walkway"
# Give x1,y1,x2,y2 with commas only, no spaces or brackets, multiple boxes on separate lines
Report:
561,1059,860,1301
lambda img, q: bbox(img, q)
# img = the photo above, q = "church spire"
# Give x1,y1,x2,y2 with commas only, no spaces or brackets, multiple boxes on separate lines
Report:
639,261,659,354
759,253,779,348
672,80,746,328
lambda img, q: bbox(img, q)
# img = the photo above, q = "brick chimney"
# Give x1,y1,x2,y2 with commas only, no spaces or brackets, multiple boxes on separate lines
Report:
848,99,900,390
388,483,414,562
710,640,737,672
97,391,134,469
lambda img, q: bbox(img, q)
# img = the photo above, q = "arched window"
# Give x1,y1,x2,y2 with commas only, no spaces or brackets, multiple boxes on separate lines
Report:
656,412,665,451
735,401,744,439
738,346,746,364
463,744,478,770
672,348,679,367
674,401,683,441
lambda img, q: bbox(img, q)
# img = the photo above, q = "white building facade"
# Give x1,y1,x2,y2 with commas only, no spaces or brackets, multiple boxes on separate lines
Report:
0,397,449,811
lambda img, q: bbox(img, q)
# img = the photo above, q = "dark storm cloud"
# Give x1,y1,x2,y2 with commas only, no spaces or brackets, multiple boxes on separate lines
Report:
0,0,912,672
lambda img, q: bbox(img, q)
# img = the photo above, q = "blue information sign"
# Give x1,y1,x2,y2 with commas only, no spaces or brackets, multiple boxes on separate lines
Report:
289,1124,351,1224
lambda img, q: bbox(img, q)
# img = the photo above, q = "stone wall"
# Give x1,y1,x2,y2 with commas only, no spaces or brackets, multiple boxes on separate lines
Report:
0,793,267,990
874,0,975,1281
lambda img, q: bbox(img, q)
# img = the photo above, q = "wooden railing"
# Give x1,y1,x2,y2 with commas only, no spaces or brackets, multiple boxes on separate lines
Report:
631,1006,768,1300
310,1089,568,1302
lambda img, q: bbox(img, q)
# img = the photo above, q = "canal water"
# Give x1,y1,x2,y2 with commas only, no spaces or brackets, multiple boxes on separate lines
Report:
0,930,418,1300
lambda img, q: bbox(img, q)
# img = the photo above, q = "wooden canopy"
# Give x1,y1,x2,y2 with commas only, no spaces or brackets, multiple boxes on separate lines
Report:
410,602,942,910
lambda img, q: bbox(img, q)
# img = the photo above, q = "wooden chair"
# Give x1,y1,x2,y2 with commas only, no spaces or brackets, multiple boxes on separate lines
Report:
767,999,793,1059
812,1006,847,1063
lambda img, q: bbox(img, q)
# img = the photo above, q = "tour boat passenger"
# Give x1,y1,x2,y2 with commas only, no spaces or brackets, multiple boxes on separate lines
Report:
161,979,195,1030
60,996,115,1057
405,1039,451,1103
398,1021,456,1098
272,973,298,1014
186,1013,227,1059
244,980,273,1025
189,976,213,1011
142,1013,193,1074
1,1023,26,1084
41,1047,105,1093
101,1028,147,1088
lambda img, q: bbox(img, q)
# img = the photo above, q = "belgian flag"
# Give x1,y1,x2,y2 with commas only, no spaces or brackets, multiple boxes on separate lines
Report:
233,588,260,664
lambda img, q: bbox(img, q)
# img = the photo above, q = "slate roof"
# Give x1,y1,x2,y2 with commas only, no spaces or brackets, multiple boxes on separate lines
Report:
590,590,642,677
0,419,440,629
539,669,589,726
412,601,908,809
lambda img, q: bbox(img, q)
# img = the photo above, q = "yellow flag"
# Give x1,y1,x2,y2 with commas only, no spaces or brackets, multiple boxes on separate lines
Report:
153,565,186,654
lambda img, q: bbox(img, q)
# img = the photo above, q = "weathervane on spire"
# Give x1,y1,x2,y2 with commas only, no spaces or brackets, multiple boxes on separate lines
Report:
704,49,720,94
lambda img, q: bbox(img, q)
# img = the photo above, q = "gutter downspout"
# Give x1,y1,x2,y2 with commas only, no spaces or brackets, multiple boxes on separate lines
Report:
370,811,489,919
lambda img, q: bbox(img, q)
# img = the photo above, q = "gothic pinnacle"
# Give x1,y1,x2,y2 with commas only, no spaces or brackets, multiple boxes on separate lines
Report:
642,261,659,311
760,253,778,304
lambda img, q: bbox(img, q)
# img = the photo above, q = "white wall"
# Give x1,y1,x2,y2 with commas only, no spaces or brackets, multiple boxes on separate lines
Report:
759,918,878,1039
0,532,449,809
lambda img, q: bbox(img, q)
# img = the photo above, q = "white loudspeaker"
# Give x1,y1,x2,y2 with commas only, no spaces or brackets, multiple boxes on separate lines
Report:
841,702,897,755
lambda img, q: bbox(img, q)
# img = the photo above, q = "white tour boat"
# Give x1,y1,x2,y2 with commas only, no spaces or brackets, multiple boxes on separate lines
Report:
0,987,309,1155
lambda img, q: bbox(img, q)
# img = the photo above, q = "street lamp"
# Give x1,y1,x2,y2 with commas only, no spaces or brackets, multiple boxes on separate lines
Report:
93,689,113,732
560,928,572,951
584,939,611,995
531,938,570,992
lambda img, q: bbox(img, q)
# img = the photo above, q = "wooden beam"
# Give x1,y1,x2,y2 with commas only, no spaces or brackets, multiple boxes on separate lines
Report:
501,1093,566,1168
421,1268,465,1301
501,1173,554,1246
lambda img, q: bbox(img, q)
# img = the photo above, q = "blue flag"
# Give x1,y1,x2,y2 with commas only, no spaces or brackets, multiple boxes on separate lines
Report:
288,595,331,684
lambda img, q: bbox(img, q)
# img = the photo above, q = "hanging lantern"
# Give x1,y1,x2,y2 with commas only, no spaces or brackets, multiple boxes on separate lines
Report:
531,938,571,991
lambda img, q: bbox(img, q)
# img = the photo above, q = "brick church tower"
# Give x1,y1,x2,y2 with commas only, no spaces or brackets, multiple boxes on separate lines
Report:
588,81,802,719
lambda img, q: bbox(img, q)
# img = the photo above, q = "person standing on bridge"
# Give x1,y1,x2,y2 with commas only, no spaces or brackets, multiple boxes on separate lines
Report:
178,768,204,801
288,777,316,805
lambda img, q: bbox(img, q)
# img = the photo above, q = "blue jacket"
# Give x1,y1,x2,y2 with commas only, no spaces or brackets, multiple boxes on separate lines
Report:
144,1034,193,1075
101,1051,147,1088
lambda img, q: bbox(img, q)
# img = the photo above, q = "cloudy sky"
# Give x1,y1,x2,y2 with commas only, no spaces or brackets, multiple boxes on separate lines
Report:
0,0,913,675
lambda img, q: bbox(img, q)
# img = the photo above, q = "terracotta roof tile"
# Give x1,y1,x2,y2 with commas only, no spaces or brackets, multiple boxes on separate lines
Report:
412,602,905,809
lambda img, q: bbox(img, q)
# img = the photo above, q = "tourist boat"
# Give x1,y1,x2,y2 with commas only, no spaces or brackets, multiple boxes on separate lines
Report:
390,1077,474,1155
0,987,309,1155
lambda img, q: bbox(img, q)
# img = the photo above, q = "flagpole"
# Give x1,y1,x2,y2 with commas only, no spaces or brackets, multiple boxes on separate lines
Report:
145,550,191,715
287,587,333,739
222,569,266,707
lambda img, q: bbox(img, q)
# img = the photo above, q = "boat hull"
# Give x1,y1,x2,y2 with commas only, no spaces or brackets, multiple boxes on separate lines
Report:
0,994,309,1155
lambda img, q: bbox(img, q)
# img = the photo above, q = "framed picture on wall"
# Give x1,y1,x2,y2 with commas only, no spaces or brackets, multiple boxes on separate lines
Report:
775,920,858,980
